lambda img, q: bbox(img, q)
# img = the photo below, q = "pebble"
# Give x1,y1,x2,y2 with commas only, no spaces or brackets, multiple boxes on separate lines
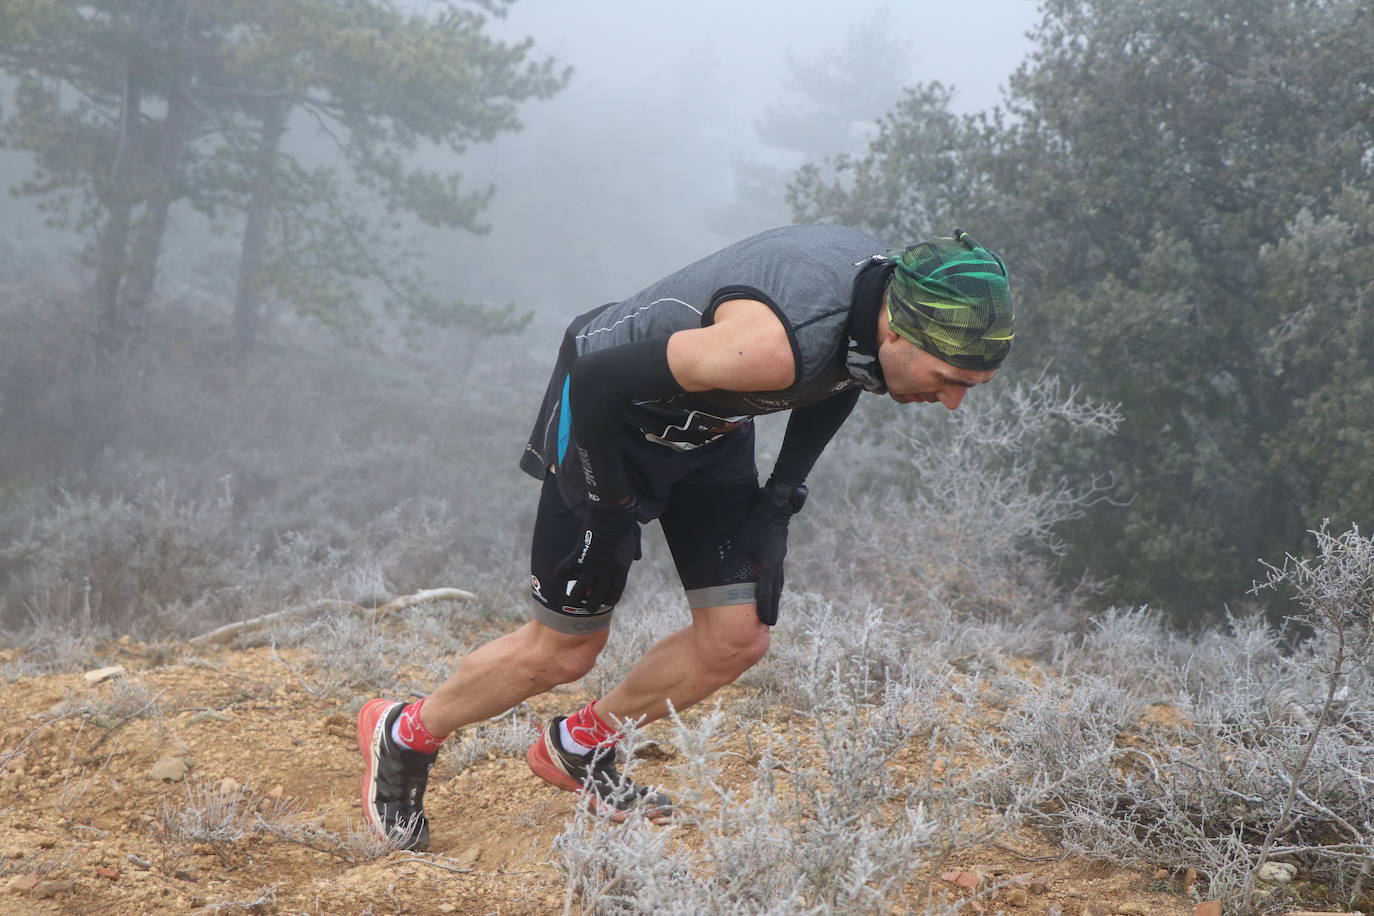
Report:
33,879,75,899
6,873,39,894
148,756,190,782
84,665,126,684
1257,861,1296,884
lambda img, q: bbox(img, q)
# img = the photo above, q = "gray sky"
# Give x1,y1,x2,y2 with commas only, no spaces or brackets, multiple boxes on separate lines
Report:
490,0,1038,116
452,0,1040,311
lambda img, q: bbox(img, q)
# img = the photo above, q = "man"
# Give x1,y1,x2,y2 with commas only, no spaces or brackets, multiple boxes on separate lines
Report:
357,224,1013,850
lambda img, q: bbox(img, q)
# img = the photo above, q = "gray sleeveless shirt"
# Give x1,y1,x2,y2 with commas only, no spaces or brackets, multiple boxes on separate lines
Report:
521,225,891,477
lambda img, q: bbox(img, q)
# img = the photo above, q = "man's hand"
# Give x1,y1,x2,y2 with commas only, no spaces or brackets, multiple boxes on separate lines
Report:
554,502,641,613
731,479,807,626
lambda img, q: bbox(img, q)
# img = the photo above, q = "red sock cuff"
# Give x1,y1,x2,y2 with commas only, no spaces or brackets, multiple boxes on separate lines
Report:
396,697,445,754
566,700,618,749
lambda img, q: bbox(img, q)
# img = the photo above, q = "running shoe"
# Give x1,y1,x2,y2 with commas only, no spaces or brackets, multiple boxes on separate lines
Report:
357,698,437,851
526,715,673,822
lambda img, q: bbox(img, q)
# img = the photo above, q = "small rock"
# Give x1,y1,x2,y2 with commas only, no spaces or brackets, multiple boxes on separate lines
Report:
84,665,126,684
267,784,284,799
1028,880,1050,895
1193,902,1222,916
1257,861,1297,884
6,873,39,894
940,870,979,891
148,756,190,782
1004,886,1028,907
456,846,480,869
33,879,74,899
95,866,120,880
217,777,239,796
1083,902,1114,916
438,905,456,914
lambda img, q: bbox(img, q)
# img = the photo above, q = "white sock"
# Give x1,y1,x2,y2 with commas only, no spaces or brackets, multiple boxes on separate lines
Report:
559,718,595,755
391,716,412,750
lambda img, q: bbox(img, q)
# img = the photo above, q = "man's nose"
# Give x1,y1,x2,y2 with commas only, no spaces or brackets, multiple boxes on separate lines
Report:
939,386,967,410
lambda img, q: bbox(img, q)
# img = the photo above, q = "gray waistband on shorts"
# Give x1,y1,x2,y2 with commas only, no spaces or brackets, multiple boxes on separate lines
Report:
685,583,756,609
530,596,615,635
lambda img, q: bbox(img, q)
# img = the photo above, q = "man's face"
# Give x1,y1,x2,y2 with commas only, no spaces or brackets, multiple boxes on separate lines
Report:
877,329,996,408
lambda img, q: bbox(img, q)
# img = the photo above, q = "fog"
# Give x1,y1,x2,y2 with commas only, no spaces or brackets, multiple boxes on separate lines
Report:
13,0,1361,631
0,0,1035,322
452,0,1036,311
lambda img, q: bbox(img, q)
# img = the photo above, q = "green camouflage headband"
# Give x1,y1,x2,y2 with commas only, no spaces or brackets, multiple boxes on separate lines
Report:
886,228,1014,371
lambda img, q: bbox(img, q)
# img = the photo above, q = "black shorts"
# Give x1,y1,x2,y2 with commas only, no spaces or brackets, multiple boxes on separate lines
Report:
529,425,759,634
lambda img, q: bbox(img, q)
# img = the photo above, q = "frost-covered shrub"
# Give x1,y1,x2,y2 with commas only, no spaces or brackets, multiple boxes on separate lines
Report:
557,706,939,916
796,374,1120,624
1012,529,1374,910
2,481,252,634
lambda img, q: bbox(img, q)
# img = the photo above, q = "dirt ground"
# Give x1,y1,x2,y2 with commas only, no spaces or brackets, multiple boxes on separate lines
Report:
0,640,1206,915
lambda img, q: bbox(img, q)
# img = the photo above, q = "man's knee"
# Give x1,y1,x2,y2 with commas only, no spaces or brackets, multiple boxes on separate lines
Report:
517,621,608,687
696,613,771,679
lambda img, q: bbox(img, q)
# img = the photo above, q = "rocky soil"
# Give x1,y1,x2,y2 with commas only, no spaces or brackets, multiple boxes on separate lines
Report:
0,639,1211,915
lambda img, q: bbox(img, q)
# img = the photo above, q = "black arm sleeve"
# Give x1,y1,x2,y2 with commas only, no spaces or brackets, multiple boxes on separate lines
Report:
769,387,861,487
566,337,686,508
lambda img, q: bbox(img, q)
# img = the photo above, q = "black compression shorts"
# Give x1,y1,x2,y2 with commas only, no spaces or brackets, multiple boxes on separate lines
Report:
529,424,759,634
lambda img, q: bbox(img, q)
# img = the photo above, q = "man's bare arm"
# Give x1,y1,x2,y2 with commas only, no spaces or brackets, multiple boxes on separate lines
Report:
666,299,795,393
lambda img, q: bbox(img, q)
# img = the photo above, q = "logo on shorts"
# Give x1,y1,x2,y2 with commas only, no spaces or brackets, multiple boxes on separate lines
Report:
530,575,544,601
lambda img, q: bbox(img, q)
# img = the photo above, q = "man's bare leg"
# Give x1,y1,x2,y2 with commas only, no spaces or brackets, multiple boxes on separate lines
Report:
418,620,609,738
594,603,770,727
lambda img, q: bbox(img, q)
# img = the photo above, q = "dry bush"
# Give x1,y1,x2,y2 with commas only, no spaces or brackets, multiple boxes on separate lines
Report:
555,615,1064,915
796,373,1120,627
158,778,300,868
993,544,1374,911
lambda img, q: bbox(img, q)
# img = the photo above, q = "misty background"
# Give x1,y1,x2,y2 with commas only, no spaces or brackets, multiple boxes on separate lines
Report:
1,0,1369,641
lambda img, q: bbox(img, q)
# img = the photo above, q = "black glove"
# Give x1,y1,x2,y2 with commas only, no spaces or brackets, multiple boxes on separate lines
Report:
731,479,808,626
554,500,641,613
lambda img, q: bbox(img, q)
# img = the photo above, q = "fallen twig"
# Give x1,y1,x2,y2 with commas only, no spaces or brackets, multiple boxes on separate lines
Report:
189,599,364,647
371,587,476,620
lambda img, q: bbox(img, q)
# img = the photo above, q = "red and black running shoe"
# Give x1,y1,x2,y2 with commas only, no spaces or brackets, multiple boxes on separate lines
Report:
526,715,673,822
357,698,437,851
